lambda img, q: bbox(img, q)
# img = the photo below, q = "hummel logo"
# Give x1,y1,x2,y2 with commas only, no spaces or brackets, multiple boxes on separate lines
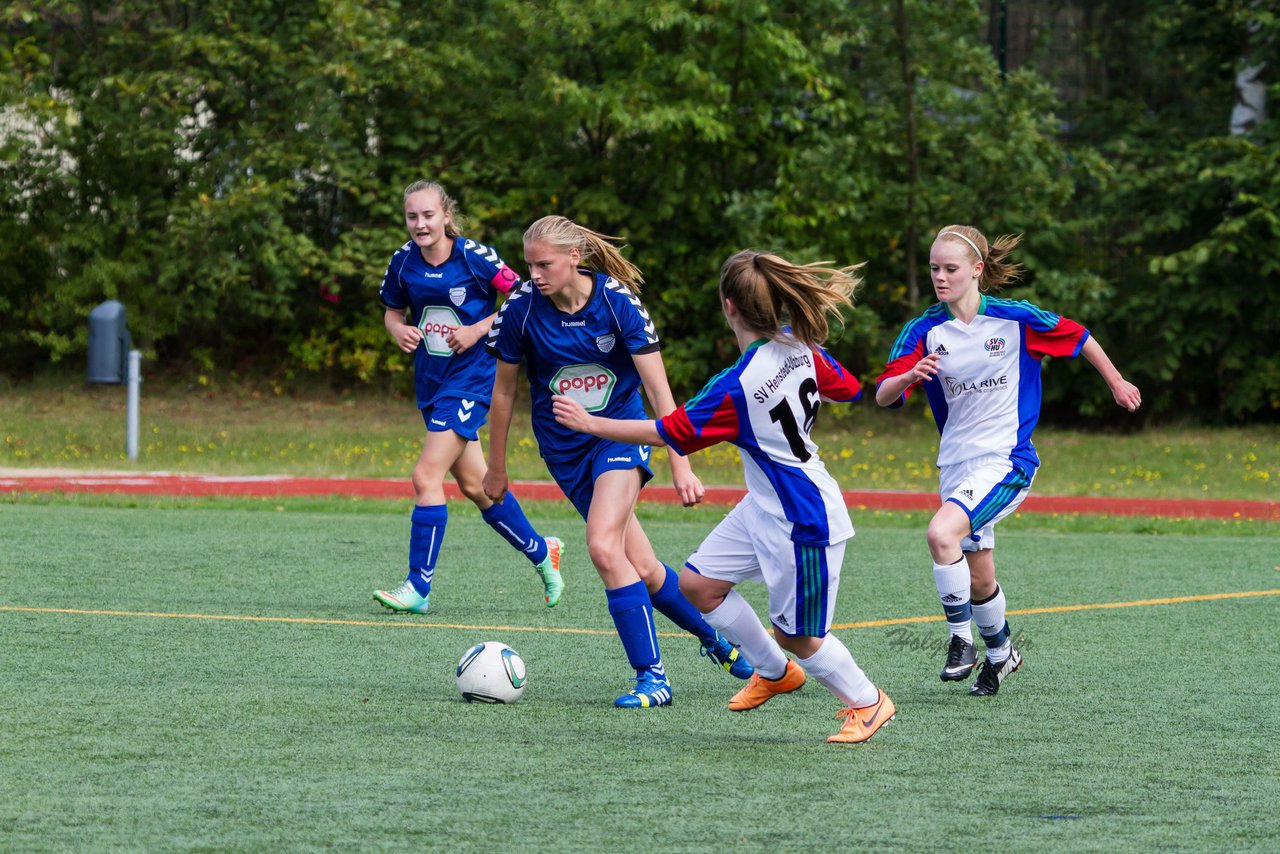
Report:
934,344,949,355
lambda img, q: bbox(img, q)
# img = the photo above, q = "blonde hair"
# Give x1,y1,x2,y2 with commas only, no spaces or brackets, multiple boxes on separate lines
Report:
522,215,644,292
935,224,1023,292
718,250,862,348
403,180,462,239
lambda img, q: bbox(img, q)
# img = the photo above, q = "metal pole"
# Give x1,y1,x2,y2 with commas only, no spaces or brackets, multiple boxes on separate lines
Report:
126,350,141,460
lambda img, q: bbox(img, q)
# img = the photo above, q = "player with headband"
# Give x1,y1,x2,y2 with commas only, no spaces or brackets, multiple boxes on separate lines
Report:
875,224,1141,695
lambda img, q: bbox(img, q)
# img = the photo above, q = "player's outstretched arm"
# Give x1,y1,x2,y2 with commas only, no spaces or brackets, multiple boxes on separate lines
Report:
552,395,662,447
1081,337,1141,413
632,351,704,507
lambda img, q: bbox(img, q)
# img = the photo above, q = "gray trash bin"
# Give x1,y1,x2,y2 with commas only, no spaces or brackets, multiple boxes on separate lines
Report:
87,300,131,384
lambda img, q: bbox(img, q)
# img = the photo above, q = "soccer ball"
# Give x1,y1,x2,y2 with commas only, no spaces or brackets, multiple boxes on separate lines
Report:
456,641,527,704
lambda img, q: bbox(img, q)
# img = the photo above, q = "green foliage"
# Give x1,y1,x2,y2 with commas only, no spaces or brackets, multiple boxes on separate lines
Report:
1031,0,1280,423
1,1,1277,421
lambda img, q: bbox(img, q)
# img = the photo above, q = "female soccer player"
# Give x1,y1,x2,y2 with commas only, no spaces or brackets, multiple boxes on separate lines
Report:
552,250,895,744
372,181,564,615
483,215,753,709
875,225,1141,695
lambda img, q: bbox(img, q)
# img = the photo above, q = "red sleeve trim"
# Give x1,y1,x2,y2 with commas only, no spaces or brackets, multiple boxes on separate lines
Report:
1026,317,1088,359
814,349,862,402
658,395,739,455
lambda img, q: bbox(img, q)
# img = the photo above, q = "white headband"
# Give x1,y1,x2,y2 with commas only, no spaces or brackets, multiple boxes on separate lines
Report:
940,231,983,261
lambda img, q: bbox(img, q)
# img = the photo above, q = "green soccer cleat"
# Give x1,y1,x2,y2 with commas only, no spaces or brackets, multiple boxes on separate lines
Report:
535,536,565,608
373,581,430,614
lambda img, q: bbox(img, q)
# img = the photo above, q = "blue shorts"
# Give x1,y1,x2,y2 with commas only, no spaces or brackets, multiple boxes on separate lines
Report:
421,395,489,442
543,438,654,520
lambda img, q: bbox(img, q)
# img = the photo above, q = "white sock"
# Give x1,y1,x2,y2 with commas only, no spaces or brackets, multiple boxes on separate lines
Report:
704,589,789,680
972,585,1011,663
797,634,879,708
933,558,973,643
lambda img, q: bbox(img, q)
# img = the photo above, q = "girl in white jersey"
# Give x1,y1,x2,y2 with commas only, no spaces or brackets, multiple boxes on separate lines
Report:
875,225,1141,696
554,250,896,744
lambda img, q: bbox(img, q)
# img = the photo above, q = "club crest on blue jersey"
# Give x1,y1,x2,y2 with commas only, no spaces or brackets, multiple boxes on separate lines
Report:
596,334,615,353
449,287,466,307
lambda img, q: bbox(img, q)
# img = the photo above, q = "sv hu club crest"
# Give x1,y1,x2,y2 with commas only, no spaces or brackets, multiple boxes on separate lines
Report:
596,334,616,353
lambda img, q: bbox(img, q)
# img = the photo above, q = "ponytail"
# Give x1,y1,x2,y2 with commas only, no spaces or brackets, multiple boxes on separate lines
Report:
718,250,861,347
523,215,644,292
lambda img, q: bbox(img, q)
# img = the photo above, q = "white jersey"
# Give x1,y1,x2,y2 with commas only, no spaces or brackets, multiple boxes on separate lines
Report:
656,335,861,546
877,297,1089,471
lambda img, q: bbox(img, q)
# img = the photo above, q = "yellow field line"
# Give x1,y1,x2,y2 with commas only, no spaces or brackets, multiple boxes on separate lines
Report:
4,588,1278,635
0,606,613,634
830,588,1280,629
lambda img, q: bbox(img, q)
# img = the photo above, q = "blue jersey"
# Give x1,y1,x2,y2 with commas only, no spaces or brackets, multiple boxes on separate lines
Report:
486,271,660,463
379,236,520,410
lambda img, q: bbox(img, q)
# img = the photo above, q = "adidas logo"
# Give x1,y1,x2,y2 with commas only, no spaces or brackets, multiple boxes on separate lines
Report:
934,344,949,355
942,593,963,604
960,489,974,500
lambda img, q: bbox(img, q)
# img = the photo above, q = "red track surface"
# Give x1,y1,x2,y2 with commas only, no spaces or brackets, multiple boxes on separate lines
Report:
3,471,1275,520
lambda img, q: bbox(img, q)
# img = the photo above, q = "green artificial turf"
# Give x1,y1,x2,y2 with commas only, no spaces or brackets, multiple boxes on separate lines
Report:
2,500,1277,850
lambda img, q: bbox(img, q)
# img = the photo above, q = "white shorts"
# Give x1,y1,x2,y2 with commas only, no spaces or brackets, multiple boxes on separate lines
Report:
685,494,848,638
939,453,1035,552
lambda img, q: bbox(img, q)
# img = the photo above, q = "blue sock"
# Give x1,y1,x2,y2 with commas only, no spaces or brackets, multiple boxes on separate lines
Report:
407,504,447,596
649,563,717,645
605,581,661,673
480,492,548,565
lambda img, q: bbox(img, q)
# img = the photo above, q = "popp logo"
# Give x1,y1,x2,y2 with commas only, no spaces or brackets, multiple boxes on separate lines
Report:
549,364,617,412
418,307,461,356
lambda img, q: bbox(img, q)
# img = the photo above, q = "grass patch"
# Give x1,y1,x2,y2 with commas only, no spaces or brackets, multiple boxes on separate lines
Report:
3,373,1277,500
2,502,1277,849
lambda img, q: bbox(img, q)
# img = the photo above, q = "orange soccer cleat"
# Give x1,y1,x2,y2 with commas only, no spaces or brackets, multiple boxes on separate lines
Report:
827,689,896,744
727,659,807,711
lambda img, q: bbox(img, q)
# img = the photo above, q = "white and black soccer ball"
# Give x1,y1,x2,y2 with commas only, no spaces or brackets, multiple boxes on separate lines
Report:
456,641,527,704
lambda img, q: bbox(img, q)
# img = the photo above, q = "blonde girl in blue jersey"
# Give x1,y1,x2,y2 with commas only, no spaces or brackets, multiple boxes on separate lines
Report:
484,215,753,709
372,181,564,615
876,225,1141,696
554,250,896,744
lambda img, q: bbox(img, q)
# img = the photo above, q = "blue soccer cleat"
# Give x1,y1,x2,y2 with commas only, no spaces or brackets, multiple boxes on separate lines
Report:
614,671,673,709
701,632,754,680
